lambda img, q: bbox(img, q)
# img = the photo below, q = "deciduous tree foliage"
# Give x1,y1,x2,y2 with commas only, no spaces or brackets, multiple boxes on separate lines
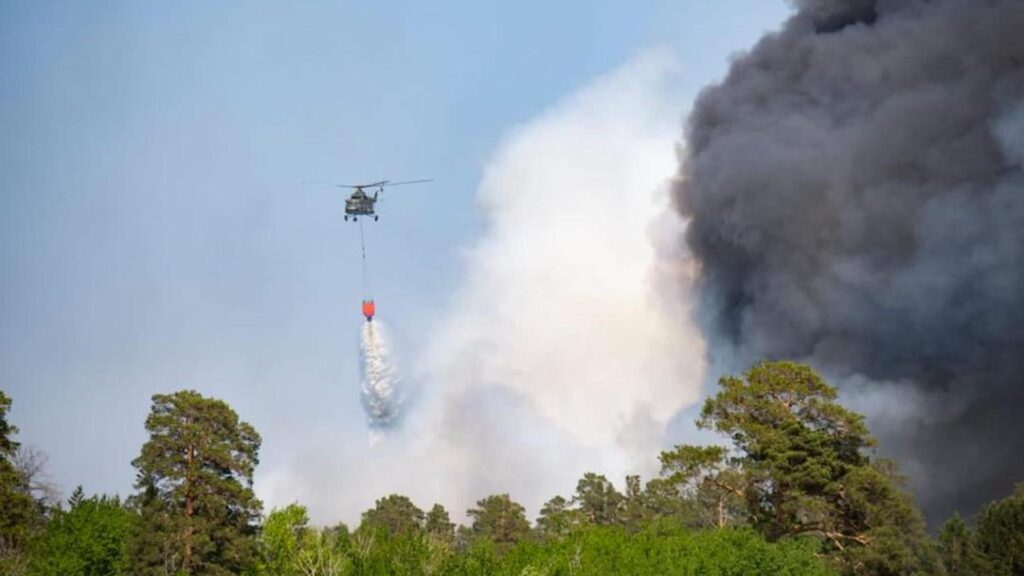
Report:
130,390,262,576
12,447,57,508
27,492,135,576
293,529,349,576
252,518,835,576
448,523,835,576
257,504,309,576
257,504,349,576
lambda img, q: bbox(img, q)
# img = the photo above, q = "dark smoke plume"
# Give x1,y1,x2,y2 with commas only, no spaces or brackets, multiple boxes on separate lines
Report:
675,0,1024,523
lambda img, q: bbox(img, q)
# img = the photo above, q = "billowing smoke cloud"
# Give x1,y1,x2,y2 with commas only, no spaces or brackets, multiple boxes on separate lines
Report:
674,0,1024,522
258,52,706,524
415,49,704,511
360,321,402,437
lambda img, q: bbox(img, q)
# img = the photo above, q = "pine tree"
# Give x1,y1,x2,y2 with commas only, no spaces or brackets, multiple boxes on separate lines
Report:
572,473,623,526
0,390,39,571
130,390,262,576
699,362,940,575
641,477,699,526
67,485,85,509
659,445,745,528
975,484,1024,576
536,495,579,539
360,494,425,535
940,513,991,576
425,504,455,539
467,494,530,549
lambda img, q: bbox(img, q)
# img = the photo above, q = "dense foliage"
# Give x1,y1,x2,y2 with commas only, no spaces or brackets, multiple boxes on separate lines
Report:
251,507,833,576
26,491,135,576
974,485,1024,576
130,390,263,575
360,494,425,535
0,392,43,575
695,362,942,575
1,361,1020,575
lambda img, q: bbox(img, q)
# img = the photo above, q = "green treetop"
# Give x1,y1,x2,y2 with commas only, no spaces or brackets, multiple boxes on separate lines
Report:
467,494,530,549
536,495,583,539
360,494,425,535
659,444,745,528
939,512,991,576
700,362,876,539
699,361,939,575
425,503,455,539
572,473,623,527
255,503,349,576
27,492,136,576
130,390,262,576
256,504,309,576
0,392,18,459
975,484,1024,576
0,390,39,571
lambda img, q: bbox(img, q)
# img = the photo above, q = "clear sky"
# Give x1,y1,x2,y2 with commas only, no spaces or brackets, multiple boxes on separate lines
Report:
1,1,791,520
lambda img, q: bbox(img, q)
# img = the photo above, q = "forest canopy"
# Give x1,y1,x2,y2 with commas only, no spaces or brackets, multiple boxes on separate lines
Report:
1,362,1021,576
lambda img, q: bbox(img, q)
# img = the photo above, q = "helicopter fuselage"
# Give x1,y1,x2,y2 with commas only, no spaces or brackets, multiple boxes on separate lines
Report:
344,188,378,220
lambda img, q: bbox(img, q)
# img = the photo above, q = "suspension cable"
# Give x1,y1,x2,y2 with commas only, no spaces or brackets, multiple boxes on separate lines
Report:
359,218,369,297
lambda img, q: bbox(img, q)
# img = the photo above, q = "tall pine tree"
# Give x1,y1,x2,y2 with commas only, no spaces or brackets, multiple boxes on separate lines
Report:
698,362,941,575
467,494,530,549
130,390,262,576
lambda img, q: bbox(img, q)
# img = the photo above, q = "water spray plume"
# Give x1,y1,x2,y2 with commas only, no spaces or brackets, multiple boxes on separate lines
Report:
360,321,402,437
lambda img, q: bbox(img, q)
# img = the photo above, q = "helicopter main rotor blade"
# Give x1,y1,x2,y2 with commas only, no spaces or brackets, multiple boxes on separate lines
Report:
302,180,384,189
301,179,431,189
380,179,433,187
301,180,353,188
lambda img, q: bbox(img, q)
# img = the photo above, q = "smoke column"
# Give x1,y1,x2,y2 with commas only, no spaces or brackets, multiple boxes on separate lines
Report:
360,321,402,437
674,0,1024,522
413,51,705,514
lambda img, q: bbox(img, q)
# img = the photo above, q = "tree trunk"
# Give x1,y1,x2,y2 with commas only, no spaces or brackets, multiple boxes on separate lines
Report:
183,442,194,574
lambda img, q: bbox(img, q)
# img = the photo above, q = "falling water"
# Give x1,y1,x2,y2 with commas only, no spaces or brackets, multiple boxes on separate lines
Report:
359,320,402,439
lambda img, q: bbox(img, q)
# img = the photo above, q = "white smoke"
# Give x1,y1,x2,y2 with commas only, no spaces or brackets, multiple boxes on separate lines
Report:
410,49,705,512
257,51,706,524
360,321,402,437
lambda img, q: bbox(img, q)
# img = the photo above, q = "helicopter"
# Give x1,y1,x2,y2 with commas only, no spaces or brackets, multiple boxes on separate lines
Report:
306,179,432,221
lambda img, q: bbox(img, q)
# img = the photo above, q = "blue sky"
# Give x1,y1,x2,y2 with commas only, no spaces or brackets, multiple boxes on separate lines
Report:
1,1,791,517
